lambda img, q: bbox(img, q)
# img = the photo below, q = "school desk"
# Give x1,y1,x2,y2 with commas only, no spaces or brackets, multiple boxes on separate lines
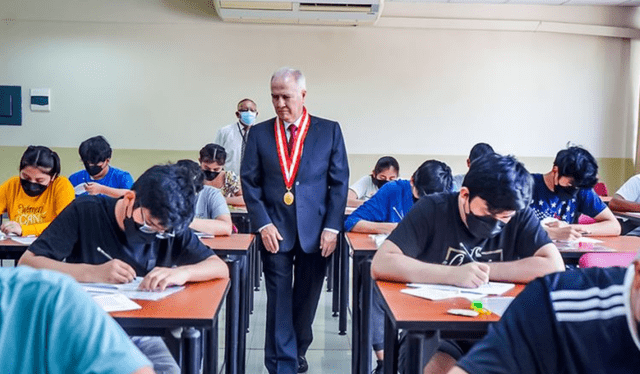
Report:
111,278,229,374
375,280,524,374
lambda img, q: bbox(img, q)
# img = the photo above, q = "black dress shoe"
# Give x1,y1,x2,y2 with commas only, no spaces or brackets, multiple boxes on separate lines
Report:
372,359,384,374
297,355,308,373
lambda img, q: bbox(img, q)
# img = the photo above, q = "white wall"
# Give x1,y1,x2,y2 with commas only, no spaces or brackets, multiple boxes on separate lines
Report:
0,0,638,161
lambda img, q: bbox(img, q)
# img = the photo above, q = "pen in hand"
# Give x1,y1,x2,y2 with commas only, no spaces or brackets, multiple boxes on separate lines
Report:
96,246,113,261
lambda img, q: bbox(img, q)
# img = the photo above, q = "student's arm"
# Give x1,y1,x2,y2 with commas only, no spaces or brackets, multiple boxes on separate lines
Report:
347,189,364,207
19,250,137,283
225,195,245,205
486,243,564,283
351,220,397,234
134,368,156,374
571,207,621,236
139,254,229,291
609,194,640,212
447,368,468,374
371,240,489,288
189,214,233,236
85,183,130,198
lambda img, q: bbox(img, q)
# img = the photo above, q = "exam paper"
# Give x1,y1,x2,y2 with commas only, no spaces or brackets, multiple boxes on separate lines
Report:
407,281,515,296
11,236,37,245
82,277,185,301
368,234,388,248
74,183,87,195
91,293,141,313
481,297,515,317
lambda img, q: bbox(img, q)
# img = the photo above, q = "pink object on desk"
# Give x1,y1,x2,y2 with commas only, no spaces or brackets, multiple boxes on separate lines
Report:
578,252,635,268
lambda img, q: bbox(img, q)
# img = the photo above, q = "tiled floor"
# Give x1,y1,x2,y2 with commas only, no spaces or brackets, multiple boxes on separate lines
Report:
219,277,354,373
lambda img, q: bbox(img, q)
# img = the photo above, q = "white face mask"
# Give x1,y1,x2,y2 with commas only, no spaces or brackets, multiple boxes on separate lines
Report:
239,111,257,126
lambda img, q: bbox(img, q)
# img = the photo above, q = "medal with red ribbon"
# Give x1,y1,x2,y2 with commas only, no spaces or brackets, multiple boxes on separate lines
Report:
275,107,310,205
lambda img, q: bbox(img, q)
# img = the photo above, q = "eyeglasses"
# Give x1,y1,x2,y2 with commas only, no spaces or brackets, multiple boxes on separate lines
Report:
139,209,175,239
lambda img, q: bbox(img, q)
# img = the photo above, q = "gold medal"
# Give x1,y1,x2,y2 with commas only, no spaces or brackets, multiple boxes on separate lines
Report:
284,190,294,205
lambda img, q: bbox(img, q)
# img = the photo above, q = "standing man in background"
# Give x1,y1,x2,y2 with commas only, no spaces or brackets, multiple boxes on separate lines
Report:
214,99,258,176
242,67,349,374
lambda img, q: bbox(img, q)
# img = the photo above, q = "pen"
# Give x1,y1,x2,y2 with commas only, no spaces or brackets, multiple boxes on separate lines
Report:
96,246,113,261
393,207,404,220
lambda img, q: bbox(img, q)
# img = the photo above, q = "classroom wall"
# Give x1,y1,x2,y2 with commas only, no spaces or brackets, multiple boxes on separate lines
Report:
1,1,638,191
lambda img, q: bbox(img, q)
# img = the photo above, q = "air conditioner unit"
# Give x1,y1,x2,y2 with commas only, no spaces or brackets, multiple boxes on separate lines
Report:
212,0,383,26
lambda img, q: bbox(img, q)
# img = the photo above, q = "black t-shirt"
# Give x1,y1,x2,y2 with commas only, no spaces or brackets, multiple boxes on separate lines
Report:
29,195,215,276
387,193,551,265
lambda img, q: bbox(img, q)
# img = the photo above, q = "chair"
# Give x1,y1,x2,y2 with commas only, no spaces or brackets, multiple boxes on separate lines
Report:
578,252,636,268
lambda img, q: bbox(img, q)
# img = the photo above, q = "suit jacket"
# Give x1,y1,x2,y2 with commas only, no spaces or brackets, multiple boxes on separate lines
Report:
241,115,349,253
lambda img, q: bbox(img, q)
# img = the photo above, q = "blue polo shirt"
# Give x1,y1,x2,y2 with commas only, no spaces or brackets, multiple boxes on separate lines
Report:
530,173,606,224
69,166,134,192
457,267,640,374
0,267,151,374
344,179,414,232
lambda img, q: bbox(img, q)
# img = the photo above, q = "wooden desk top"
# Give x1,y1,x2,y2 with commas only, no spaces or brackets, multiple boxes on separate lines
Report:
376,280,524,331
558,235,640,255
0,238,29,247
111,278,230,322
200,234,254,255
346,232,378,254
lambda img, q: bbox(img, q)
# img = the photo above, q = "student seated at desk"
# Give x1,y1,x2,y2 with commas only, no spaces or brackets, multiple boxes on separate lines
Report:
19,164,229,374
176,159,232,236
199,143,244,205
69,135,134,198
345,159,453,234
452,143,494,191
530,146,620,240
0,266,154,374
0,145,74,236
371,153,565,374
346,159,452,373
449,251,640,374
347,156,399,207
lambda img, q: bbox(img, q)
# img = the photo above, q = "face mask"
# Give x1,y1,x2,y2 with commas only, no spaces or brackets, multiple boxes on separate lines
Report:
85,163,103,177
465,200,506,239
203,170,221,181
20,178,48,197
123,214,157,245
372,176,388,189
555,184,579,201
239,111,257,126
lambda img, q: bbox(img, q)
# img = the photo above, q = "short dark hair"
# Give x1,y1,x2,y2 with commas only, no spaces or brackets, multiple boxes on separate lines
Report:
131,164,196,233
468,143,494,163
175,159,205,194
19,145,61,177
411,160,453,197
463,153,533,212
553,146,598,189
78,136,112,165
237,98,256,110
199,143,227,165
373,156,399,175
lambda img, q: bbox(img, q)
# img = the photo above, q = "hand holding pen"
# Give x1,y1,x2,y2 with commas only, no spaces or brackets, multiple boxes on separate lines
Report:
94,246,137,284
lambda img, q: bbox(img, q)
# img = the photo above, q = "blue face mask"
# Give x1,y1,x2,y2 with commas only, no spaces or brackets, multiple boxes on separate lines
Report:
239,111,256,126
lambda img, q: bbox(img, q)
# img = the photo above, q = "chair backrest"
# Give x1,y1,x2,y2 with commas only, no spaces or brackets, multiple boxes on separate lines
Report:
579,252,636,268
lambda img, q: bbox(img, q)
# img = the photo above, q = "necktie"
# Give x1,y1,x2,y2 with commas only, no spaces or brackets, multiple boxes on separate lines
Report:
288,124,298,154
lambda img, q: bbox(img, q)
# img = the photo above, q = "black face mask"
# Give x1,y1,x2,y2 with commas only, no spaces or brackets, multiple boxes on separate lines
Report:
555,184,579,201
85,163,104,177
20,179,48,197
372,176,388,189
123,215,157,245
203,170,221,181
465,201,506,239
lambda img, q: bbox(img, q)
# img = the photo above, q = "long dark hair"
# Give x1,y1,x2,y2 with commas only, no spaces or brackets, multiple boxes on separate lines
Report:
19,145,61,177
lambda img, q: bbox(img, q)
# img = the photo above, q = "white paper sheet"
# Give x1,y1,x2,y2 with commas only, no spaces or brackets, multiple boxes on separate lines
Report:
368,234,388,248
11,236,37,245
91,293,141,312
74,183,87,195
406,281,515,296
481,296,515,317
82,277,185,301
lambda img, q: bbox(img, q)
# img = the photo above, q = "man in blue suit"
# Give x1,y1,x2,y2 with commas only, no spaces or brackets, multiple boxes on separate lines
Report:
241,67,349,374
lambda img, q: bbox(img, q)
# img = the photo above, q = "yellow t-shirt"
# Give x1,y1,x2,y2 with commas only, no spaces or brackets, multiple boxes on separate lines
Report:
0,176,75,236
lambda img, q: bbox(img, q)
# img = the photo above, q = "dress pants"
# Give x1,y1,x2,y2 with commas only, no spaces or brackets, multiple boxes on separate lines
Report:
261,237,328,374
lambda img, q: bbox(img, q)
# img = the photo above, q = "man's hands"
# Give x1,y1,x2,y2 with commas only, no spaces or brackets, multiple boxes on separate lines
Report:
544,221,589,240
139,267,190,291
320,230,338,257
448,262,490,288
260,224,283,253
0,221,22,236
94,259,137,284
84,182,105,195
